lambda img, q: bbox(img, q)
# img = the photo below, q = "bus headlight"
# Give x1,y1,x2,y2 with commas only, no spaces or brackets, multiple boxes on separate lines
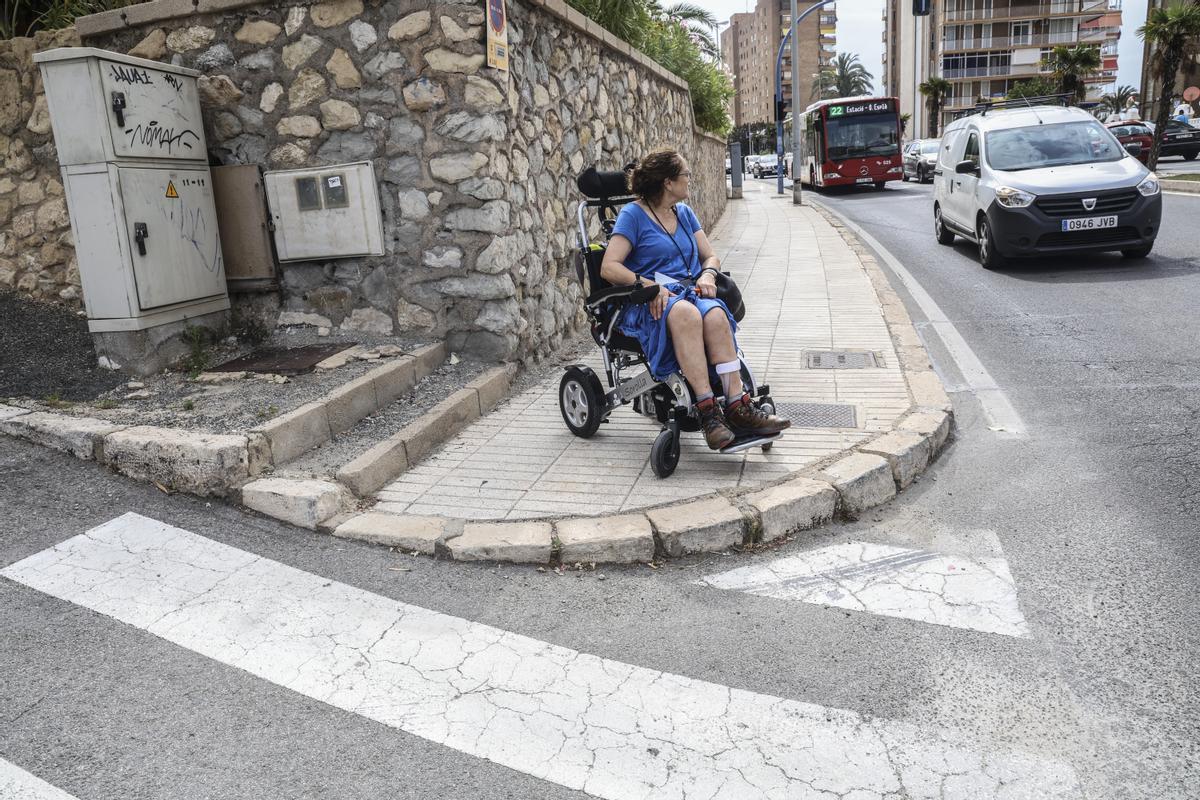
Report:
887,167,903,174
995,186,1036,208
823,172,839,179
1137,174,1160,196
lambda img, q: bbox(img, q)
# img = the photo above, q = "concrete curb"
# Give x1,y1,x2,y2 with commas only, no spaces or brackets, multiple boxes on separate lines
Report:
326,206,958,566
1161,178,1200,194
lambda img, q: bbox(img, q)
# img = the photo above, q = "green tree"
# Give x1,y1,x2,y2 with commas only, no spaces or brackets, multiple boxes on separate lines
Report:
900,112,911,136
1138,1,1200,169
1101,84,1139,116
1043,44,1101,105
919,77,952,137
814,52,874,100
1006,76,1059,100
651,1,720,60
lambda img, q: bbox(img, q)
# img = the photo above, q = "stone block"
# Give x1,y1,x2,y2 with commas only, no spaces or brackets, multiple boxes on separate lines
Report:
0,404,31,422
196,0,261,11
324,372,379,435
333,512,445,553
449,521,553,563
335,436,407,496
397,388,480,464
410,341,448,377
311,0,362,27
907,370,952,412
646,495,746,555
859,431,931,489
0,411,125,461
743,477,837,543
253,401,330,465
370,356,417,406
816,453,896,520
555,514,654,564
242,477,344,529
102,426,249,497
467,365,514,413
122,0,195,26
898,410,952,455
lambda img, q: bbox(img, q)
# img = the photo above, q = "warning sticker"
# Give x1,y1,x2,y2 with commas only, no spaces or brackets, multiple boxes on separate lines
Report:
165,181,179,199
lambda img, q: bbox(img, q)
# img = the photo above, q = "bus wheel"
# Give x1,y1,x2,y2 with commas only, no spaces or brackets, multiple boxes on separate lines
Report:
874,182,886,191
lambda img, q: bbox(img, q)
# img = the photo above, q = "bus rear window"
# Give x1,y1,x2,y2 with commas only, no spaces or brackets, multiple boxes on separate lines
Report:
824,112,899,160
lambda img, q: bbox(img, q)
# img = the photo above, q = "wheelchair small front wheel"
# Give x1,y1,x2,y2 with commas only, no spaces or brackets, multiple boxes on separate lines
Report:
759,396,776,451
559,369,603,438
650,429,680,478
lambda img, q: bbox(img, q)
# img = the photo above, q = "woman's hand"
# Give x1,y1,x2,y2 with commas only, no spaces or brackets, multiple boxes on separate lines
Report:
649,285,672,320
695,271,718,299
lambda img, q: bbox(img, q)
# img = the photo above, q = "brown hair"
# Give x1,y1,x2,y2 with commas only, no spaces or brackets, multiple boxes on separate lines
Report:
628,148,684,204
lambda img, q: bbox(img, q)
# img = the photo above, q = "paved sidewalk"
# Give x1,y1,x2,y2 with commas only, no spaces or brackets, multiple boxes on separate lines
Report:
373,182,911,521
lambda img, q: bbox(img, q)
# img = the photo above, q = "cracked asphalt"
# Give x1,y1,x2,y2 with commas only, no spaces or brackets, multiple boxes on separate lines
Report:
0,183,1195,798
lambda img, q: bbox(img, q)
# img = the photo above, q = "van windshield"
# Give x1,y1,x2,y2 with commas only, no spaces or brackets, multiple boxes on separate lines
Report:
985,121,1124,171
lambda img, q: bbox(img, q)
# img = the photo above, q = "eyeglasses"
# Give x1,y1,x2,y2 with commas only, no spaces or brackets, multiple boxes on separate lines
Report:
675,171,692,179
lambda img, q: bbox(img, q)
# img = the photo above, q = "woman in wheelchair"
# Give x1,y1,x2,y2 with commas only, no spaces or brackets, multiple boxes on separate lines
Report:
600,148,791,450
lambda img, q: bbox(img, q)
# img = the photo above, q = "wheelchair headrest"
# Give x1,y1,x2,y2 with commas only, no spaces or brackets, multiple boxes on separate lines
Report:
576,163,635,200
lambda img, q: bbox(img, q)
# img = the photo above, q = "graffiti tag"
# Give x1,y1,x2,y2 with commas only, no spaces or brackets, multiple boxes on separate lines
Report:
109,65,152,85
126,121,200,154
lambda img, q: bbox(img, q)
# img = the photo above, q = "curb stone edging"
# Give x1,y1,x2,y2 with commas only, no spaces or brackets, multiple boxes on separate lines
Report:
1161,178,1200,194
329,206,958,565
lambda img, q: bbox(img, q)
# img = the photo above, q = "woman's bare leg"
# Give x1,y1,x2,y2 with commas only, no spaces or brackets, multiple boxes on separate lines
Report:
666,301,711,396
702,309,743,397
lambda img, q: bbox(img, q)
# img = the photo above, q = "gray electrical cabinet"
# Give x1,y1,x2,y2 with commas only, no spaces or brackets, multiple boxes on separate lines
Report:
34,47,228,369
264,162,385,262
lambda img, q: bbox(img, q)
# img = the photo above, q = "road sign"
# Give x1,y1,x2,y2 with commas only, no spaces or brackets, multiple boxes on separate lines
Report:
1184,86,1200,103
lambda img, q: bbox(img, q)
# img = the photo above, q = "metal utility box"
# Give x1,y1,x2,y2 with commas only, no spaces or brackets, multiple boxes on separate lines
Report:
264,162,385,261
34,47,228,365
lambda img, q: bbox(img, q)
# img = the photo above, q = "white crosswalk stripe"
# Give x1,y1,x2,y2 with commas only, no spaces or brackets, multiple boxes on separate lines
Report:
0,759,80,800
700,540,1030,638
3,514,1080,799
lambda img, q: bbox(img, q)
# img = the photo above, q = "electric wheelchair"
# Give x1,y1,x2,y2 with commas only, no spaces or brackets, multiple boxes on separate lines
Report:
558,166,780,479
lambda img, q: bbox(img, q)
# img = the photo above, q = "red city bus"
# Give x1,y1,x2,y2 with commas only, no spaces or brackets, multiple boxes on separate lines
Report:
798,96,904,190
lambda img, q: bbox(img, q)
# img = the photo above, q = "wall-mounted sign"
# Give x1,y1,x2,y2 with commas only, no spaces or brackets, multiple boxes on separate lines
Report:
487,0,509,71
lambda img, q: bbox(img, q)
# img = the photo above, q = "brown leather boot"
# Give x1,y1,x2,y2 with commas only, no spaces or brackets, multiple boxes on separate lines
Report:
724,394,791,437
696,397,737,450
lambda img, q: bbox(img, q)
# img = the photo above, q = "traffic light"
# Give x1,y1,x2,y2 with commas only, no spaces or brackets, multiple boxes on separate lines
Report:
776,98,786,122
913,0,930,14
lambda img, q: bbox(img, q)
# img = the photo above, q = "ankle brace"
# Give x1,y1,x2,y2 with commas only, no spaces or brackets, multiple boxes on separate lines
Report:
714,359,741,399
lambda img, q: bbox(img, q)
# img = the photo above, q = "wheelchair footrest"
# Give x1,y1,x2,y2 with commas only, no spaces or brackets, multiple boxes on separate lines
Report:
718,432,781,454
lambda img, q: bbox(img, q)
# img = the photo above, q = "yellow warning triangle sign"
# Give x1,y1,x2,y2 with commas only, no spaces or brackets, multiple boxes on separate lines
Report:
165,181,179,199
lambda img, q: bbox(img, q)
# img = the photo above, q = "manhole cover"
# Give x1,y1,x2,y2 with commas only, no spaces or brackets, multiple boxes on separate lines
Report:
212,343,356,375
772,402,858,428
805,350,879,369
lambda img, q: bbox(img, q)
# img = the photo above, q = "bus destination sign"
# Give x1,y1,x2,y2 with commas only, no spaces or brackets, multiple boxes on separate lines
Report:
829,100,895,117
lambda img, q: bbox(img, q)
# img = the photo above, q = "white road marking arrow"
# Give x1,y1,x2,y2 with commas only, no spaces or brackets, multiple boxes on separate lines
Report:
3,514,1077,799
0,758,81,800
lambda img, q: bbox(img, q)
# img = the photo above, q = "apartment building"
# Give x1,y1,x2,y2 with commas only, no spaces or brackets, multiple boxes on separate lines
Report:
720,0,837,128
1138,0,1200,118
885,0,1122,136
882,0,938,137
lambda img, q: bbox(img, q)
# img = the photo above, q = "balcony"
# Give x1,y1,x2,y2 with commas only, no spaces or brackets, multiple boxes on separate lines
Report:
943,64,1015,78
944,0,1110,22
941,31,1077,50
1079,24,1120,40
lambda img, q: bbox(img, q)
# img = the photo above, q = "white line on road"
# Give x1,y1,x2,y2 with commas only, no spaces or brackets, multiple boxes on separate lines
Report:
0,759,80,800
2,514,1080,800
808,197,1028,439
700,540,1030,638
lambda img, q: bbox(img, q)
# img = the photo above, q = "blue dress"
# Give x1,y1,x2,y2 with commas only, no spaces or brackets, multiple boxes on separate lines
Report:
610,203,737,379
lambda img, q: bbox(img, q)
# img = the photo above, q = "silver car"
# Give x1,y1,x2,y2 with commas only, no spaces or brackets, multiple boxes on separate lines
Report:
932,105,1161,269
903,139,940,183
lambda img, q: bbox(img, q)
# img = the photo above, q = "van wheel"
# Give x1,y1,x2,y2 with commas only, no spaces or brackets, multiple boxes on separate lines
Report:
977,217,1006,270
934,205,954,245
1184,150,1198,161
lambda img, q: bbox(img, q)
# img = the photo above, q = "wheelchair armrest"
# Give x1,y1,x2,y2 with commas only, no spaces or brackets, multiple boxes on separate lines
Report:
585,283,659,310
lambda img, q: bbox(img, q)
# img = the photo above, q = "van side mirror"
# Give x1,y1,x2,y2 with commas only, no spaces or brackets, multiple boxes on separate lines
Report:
1124,142,1142,156
955,159,978,175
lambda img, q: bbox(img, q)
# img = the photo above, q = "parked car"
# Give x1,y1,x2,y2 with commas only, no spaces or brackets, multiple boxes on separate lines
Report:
1104,120,1152,164
902,139,941,183
1158,119,1200,160
725,158,732,175
932,105,1161,269
752,154,779,178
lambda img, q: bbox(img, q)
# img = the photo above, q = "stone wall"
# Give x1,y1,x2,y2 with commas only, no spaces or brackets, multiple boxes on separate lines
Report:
43,0,727,363
0,28,82,304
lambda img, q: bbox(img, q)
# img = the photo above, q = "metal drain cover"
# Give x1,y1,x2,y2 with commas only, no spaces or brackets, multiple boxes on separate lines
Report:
211,343,357,375
805,350,880,369
772,402,858,428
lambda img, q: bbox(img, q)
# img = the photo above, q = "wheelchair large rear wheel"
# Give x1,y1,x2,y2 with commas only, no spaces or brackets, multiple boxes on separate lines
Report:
559,369,603,438
651,429,680,478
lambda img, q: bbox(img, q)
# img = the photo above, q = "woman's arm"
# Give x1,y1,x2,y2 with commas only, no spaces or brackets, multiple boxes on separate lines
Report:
694,230,721,298
600,234,672,321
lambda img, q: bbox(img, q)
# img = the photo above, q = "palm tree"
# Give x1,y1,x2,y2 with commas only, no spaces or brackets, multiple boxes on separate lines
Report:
815,53,874,100
650,1,720,60
567,0,654,50
919,77,952,137
1101,84,1138,116
1043,44,1101,105
1139,1,1200,169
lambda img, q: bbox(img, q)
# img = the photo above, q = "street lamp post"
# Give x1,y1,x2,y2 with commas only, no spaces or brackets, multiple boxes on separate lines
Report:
775,0,839,202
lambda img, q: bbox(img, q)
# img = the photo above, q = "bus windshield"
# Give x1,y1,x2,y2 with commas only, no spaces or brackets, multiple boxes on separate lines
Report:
824,111,899,160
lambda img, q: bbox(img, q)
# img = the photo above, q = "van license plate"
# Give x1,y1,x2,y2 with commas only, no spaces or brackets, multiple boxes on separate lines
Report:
1062,215,1117,232
856,177,874,184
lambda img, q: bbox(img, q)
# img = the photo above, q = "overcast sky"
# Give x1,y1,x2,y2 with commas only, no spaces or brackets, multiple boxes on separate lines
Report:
701,0,1148,95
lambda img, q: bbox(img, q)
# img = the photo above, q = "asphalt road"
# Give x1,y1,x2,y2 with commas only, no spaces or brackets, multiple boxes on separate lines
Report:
2,178,1196,798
